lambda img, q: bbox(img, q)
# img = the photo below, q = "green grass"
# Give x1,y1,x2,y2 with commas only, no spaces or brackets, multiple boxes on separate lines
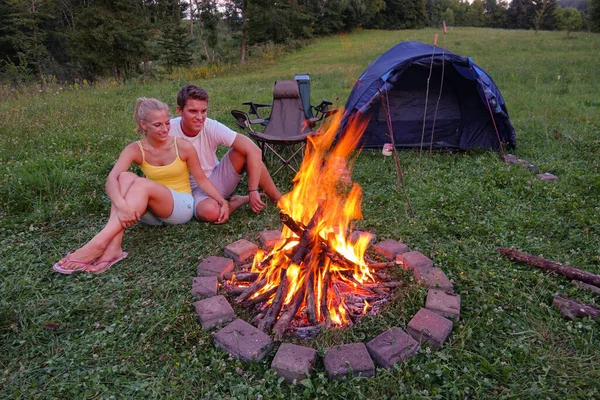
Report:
1,28,599,398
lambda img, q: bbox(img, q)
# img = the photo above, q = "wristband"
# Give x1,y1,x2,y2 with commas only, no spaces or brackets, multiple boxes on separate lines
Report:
249,189,258,193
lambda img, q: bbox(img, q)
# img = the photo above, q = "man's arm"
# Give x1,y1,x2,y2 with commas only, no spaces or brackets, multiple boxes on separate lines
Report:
230,133,266,213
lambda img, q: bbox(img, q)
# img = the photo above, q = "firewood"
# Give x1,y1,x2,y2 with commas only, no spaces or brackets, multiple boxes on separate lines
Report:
364,281,402,289
320,270,332,324
273,284,307,340
228,285,249,295
368,262,397,269
371,287,390,296
374,271,393,281
235,278,267,304
294,325,321,339
572,280,600,296
291,206,324,265
305,269,317,324
223,271,259,282
246,286,278,305
552,296,600,320
498,247,600,288
258,268,289,333
251,312,265,326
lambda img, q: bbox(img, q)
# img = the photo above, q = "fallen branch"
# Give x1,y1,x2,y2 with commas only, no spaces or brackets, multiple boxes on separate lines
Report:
552,296,600,320
497,247,600,288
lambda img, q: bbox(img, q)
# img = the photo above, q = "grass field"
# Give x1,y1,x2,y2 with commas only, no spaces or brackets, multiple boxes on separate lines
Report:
1,28,599,398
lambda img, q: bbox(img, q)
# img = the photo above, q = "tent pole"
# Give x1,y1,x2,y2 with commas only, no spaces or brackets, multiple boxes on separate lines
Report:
419,34,438,163
429,22,447,155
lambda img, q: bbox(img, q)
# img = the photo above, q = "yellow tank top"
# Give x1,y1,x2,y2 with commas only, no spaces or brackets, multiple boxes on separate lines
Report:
137,138,191,194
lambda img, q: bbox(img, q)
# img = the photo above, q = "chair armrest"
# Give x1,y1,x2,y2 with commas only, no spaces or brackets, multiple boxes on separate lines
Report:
231,110,255,132
242,102,272,119
313,100,334,120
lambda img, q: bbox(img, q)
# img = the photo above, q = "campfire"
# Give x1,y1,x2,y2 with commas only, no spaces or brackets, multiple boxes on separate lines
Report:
227,113,401,339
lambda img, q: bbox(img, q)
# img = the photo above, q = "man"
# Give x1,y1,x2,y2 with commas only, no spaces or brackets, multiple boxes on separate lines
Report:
169,84,282,223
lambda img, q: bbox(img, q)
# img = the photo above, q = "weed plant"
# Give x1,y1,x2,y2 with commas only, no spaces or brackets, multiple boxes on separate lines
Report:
1,28,599,398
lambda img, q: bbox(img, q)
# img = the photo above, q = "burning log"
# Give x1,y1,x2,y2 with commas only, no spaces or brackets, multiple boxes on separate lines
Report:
235,278,267,304
223,271,259,282
258,268,290,332
305,268,318,324
367,261,397,269
273,284,307,340
364,281,403,289
497,247,600,288
246,286,278,305
229,285,249,295
320,270,332,326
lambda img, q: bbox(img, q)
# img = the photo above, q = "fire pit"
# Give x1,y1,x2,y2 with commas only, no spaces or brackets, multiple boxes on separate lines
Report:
222,114,404,339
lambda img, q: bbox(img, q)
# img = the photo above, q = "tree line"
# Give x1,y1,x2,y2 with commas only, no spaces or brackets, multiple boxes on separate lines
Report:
1,0,599,85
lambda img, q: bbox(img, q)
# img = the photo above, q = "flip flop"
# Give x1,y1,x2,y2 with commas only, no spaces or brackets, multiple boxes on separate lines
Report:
87,252,128,274
52,252,95,275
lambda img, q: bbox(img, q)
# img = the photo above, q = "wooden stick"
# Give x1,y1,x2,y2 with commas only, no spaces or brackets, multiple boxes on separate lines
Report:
246,286,278,305
273,284,307,340
291,205,324,265
235,278,266,304
552,296,600,320
223,271,259,282
258,268,289,333
367,261,397,269
320,270,332,325
364,281,402,289
497,247,600,287
305,268,317,324
572,280,600,296
228,285,249,295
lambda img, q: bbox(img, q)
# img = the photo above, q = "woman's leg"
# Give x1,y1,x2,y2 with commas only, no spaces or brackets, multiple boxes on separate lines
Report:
57,173,173,270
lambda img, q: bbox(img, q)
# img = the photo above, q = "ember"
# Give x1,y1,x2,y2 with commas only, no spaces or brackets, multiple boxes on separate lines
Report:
227,112,400,339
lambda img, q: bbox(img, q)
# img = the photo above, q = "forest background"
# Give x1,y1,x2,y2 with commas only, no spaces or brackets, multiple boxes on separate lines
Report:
1,0,600,87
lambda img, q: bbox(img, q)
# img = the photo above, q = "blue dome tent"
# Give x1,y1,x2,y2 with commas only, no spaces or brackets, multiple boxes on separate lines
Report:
339,41,516,151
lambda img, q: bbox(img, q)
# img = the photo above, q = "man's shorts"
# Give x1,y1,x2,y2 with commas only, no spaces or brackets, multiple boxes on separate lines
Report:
192,150,243,218
139,189,194,226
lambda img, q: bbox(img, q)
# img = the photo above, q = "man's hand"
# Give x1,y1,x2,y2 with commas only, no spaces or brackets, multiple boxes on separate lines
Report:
249,190,266,213
215,202,230,224
117,203,140,229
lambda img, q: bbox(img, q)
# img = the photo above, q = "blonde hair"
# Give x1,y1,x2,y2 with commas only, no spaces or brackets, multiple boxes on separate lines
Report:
133,97,169,135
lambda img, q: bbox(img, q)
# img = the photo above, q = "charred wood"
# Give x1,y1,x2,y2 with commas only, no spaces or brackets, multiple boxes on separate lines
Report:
235,278,266,304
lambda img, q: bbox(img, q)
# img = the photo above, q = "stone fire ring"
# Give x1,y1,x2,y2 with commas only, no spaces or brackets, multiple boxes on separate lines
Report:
191,230,461,383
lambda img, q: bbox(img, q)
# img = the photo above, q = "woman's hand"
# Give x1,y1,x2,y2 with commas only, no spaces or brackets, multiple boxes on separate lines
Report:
116,203,140,229
215,201,230,225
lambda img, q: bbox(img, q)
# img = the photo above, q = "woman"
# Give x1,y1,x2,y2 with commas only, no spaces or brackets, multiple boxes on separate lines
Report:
53,98,230,274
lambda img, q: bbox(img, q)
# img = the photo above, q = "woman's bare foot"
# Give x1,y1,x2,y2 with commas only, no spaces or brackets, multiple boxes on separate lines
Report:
84,243,125,273
56,244,104,271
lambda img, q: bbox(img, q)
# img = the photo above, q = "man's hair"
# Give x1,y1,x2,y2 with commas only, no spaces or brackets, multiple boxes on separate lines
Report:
177,85,209,109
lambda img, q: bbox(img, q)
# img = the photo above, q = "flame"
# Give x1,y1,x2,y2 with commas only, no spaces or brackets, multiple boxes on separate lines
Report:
232,111,382,328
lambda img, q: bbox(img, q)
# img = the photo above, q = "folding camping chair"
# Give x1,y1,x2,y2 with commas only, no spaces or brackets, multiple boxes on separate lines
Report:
232,80,329,175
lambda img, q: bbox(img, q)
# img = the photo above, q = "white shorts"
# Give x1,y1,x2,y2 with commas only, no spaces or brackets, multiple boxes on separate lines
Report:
192,150,243,218
139,189,194,226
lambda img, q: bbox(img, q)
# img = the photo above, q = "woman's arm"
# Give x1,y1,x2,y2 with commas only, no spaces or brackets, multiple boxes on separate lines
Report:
178,141,230,224
105,143,140,227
